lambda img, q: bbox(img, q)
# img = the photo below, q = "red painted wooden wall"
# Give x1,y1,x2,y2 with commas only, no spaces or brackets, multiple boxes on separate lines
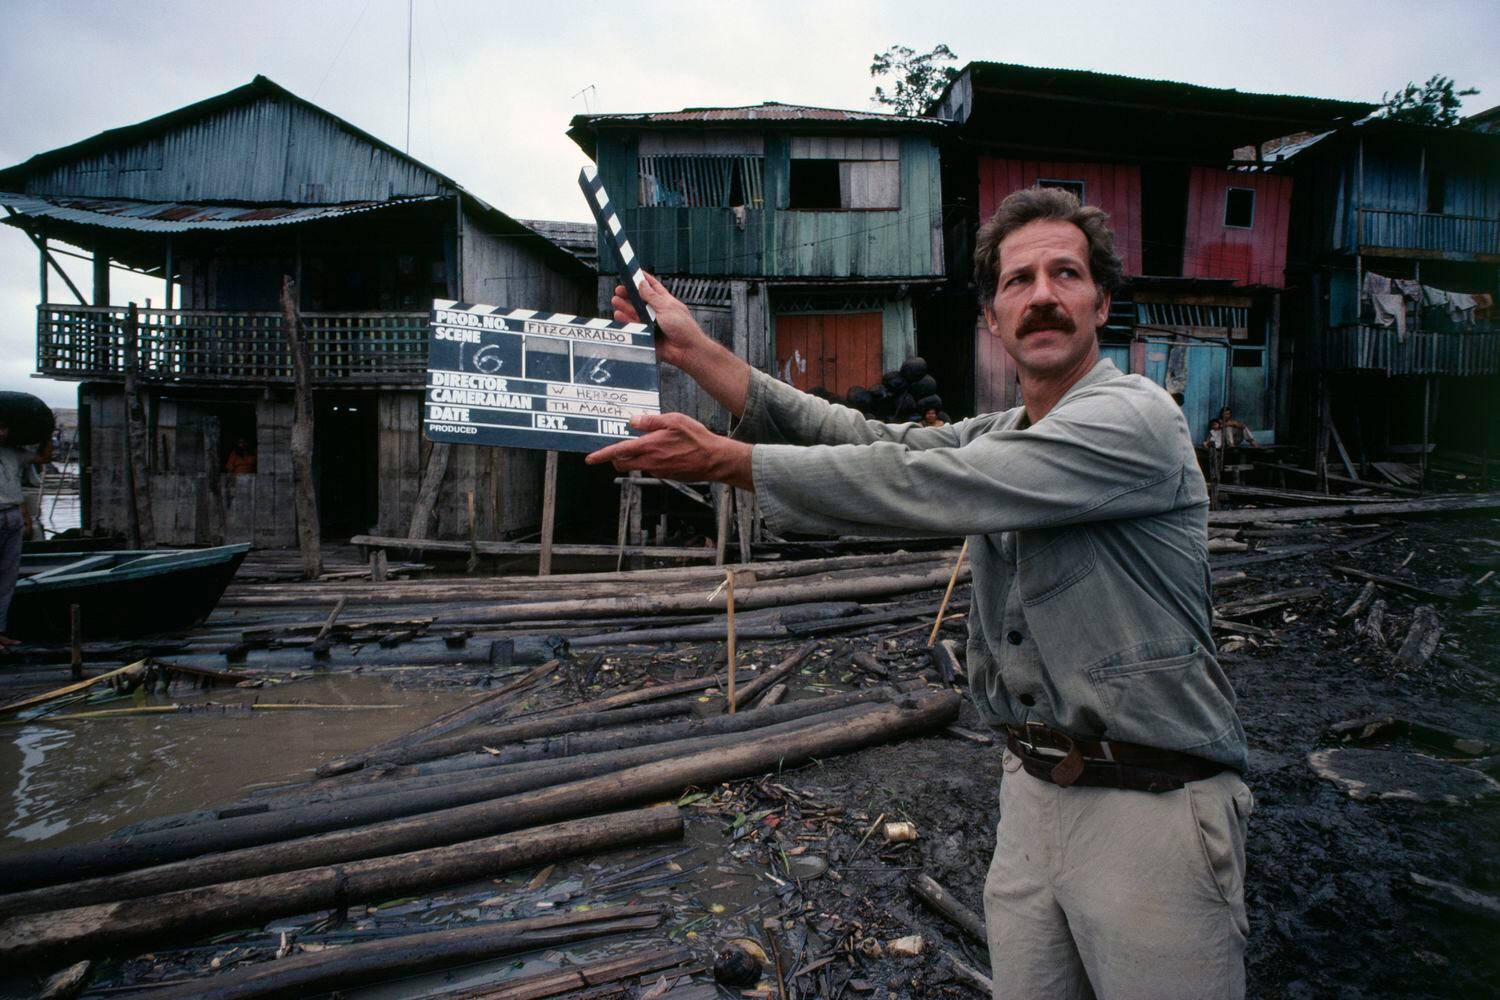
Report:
977,159,1143,276
1183,167,1292,287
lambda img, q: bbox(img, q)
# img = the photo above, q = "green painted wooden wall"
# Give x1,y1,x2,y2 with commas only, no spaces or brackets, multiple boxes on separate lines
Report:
595,133,943,279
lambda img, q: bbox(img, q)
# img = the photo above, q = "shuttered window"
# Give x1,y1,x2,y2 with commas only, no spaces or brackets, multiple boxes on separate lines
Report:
637,155,765,209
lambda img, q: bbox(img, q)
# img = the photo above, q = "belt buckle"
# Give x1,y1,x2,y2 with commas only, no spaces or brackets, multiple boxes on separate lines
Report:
1015,722,1048,754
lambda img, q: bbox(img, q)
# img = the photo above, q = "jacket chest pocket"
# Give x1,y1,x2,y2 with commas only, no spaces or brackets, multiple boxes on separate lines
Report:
1016,527,1097,605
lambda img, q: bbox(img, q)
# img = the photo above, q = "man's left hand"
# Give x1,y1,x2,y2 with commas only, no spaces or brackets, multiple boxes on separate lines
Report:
586,412,753,491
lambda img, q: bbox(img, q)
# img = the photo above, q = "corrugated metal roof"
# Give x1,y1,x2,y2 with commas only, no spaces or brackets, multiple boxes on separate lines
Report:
584,101,945,125
518,219,598,265
0,192,444,232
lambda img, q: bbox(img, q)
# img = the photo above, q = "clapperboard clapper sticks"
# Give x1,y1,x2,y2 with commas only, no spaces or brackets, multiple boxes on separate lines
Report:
422,170,661,455
579,164,656,328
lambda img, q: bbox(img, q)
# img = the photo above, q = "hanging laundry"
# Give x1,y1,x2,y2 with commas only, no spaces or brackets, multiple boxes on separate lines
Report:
1393,278,1423,303
1371,293,1407,338
1448,292,1477,328
1473,293,1494,322
1362,270,1394,304
1422,285,1451,308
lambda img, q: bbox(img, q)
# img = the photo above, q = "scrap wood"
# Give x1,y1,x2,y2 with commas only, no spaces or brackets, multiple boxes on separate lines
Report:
1327,717,1498,758
1215,587,1323,619
42,702,401,721
0,659,149,717
1340,582,1377,620
461,945,698,1000
1207,492,1500,525
928,539,969,646
910,873,986,945
1332,565,1464,604
1212,618,1275,638
1407,873,1500,923
144,916,680,1000
1393,605,1443,671
0,811,681,970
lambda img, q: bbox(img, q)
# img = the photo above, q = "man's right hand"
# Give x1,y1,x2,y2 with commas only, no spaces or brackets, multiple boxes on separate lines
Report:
612,270,752,416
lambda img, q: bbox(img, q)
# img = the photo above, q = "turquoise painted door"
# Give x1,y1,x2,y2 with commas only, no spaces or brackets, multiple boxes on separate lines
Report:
1138,339,1226,445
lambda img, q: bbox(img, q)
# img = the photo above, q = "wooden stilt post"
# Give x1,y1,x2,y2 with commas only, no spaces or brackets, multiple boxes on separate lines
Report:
69,605,82,680
539,450,558,577
121,303,155,549
281,276,322,579
1420,376,1431,492
407,443,450,541
724,569,737,713
734,487,754,564
714,483,730,567
465,491,478,574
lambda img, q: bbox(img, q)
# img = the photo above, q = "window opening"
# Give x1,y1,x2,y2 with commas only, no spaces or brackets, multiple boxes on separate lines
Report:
1224,187,1255,228
788,160,843,209
1426,169,1446,215
637,155,764,209
1039,179,1085,202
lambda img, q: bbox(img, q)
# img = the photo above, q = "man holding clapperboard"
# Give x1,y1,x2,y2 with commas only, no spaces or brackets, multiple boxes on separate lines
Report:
427,176,1250,998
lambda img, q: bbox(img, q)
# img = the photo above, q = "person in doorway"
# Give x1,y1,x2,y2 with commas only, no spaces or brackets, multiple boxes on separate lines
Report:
586,186,1250,998
0,419,52,647
223,437,258,474
922,407,948,428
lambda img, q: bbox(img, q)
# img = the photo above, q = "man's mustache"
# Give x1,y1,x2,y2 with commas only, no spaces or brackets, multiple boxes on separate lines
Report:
1017,306,1076,336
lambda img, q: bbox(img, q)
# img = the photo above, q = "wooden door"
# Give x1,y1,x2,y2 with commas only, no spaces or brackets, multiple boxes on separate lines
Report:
774,312,883,398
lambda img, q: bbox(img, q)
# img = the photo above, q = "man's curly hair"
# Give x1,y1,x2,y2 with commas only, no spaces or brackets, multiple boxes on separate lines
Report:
973,186,1123,308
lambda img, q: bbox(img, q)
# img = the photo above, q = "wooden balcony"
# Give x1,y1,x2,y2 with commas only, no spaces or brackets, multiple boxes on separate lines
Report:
36,305,429,385
1320,324,1500,376
1349,208,1500,260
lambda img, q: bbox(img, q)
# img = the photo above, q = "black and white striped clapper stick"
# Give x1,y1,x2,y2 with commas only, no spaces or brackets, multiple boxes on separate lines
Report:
578,165,657,327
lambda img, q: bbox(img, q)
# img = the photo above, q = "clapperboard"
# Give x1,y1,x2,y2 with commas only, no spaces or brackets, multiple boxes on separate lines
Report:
423,303,660,454
424,168,662,453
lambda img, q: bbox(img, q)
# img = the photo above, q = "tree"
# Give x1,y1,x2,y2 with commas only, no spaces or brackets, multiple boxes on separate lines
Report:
1379,75,1479,128
871,44,959,117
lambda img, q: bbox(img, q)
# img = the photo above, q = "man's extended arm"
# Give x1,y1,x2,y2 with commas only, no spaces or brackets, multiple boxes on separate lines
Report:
614,272,752,417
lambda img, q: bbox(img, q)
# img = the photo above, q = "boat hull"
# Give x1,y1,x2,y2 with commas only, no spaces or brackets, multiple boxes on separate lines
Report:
10,545,249,641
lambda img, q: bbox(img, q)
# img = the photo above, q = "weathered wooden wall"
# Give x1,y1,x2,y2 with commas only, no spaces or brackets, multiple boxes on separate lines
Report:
1183,167,1293,287
462,216,594,316
976,158,1143,276
597,134,945,279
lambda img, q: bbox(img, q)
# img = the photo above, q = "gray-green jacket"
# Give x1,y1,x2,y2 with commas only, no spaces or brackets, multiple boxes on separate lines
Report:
737,358,1247,772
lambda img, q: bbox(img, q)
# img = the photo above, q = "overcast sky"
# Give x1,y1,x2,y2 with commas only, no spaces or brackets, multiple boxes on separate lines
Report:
3,0,1497,407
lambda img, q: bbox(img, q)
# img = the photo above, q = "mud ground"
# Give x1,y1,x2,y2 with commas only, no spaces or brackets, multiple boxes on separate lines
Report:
728,513,1500,999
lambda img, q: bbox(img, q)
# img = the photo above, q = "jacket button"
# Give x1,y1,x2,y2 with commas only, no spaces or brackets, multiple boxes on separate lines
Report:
1007,630,1024,645
1019,693,1036,707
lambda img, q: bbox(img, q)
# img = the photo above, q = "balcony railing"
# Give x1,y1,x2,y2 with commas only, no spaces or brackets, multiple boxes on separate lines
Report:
36,305,429,384
1350,208,1499,257
1321,323,1500,376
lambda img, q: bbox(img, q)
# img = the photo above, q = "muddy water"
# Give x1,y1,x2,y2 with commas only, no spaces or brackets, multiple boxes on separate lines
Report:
0,674,474,854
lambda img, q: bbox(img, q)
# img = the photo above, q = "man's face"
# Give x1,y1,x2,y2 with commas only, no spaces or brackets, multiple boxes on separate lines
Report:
983,220,1109,382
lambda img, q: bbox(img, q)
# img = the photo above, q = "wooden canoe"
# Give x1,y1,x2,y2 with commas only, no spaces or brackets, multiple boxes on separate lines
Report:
11,544,250,641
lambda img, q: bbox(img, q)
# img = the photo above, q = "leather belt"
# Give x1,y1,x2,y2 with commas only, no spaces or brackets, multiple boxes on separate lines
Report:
1006,723,1225,794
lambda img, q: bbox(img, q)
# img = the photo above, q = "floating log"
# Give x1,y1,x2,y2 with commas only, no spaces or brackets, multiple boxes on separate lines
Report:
0,690,957,898
316,659,558,776
9,704,900,915
0,809,681,970
466,945,697,1000
143,909,673,1000
366,567,970,625
0,660,149,717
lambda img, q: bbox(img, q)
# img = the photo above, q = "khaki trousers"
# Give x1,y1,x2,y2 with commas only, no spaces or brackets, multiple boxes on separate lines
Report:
984,750,1252,1000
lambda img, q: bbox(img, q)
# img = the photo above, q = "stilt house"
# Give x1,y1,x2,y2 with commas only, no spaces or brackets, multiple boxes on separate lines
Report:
1,76,594,547
932,62,1372,442
566,103,948,432
1277,119,1500,469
